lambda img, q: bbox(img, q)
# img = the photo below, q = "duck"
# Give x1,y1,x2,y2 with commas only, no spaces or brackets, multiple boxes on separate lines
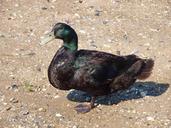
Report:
40,23,154,113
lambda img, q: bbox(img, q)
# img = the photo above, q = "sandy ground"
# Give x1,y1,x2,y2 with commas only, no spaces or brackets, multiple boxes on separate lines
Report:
0,0,171,128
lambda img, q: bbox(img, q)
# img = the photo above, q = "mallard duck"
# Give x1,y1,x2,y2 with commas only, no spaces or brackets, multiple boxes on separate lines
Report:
40,23,154,113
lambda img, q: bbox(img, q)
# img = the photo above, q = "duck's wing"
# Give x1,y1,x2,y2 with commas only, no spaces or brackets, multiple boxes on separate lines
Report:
73,50,139,88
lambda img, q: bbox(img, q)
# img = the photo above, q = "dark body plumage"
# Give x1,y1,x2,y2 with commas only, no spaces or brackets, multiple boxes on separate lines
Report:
48,47,153,96
41,23,154,113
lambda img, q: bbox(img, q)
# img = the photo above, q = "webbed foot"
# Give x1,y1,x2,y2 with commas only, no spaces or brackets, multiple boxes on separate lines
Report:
74,96,96,113
75,103,92,113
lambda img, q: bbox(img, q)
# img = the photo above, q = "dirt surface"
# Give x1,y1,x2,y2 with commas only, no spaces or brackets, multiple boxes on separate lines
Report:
0,0,171,128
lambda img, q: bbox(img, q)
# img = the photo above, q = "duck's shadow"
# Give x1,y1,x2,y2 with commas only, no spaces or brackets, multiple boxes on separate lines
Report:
67,81,169,105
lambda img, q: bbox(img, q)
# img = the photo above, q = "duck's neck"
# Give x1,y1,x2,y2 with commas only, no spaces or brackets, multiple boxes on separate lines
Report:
63,33,78,52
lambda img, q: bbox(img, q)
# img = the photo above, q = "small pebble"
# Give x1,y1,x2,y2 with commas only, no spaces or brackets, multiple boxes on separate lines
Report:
78,0,83,3
144,43,150,46
21,110,29,115
129,117,133,119
74,13,80,18
0,34,5,38
6,106,12,111
10,97,18,103
42,88,47,91
38,107,46,112
73,125,78,128
55,113,62,118
123,34,128,41
91,27,95,30
36,66,41,72
95,10,101,16
79,30,86,34
47,124,55,128
15,4,19,7
54,95,60,99
107,39,112,43
103,20,109,25
146,116,155,121
41,7,48,10
3,102,7,105
7,84,18,91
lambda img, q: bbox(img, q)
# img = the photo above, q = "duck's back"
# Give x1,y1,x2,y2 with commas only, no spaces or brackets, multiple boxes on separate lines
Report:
74,50,139,75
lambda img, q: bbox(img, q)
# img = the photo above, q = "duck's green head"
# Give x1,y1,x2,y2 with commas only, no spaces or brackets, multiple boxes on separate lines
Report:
40,23,78,51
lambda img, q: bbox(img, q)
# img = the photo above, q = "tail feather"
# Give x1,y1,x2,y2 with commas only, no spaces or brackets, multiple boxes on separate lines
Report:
137,59,154,80
110,58,154,91
126,58,154,80
110,59,143,90
126,60,143,76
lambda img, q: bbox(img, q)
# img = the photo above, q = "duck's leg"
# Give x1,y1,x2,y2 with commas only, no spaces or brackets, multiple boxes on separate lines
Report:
75,96,96,113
